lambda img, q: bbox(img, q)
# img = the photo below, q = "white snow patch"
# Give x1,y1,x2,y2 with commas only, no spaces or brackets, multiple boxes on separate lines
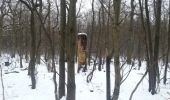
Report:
0,55,170,100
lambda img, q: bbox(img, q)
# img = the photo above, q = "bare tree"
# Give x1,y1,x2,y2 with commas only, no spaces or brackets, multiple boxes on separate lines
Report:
141,0,162,95
18,2,24,68
0,0,8,55
34,0,59,98
88,0,95,66
164,0,170,84
35,0,43,64
127,0,135,64
105,0,112,99
66,0,77,100
19,0,38,89
144,0,154,93
59,0,66,99
112,0,121,100
153,0,162,89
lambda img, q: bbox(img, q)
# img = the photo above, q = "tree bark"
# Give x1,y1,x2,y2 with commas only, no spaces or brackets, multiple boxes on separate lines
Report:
98,8,102,71
127,0,135,64
88,0,95,66
66,0,77,100
145,0,154,93
59,0,66,99
112,0,121,100
106,0,111,100
29,6,36,89
144,0,162,95
106,56,111,100
19,0,37,89
163,0,170,84
152,0,162,94
19,3,23,68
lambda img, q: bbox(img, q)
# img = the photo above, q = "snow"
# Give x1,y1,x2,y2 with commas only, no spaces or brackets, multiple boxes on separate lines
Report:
0,54,170,100
77,33,87,36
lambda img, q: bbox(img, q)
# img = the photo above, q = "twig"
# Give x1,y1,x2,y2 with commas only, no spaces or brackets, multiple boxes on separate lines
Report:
0,65,5,100
121,64,133,85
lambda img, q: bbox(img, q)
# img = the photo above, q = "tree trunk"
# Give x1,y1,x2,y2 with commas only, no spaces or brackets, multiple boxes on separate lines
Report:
98,50,102,71
163,0,170,84
137,39,141,69
52,45,58,100
35,0,59,98
127,0,135,64
59,0,66,99
20,54,23,68
144,0,162,95
19,0,37,89
112,0,121,100
36,0,42,65
106,56,111,100
29,8,36,89
145,0,154,93
152,0,162,94
19,3,23,68
25,28,29,63
106,0,111,100
88,0,95,66
98,9,102,71
66,0,77,100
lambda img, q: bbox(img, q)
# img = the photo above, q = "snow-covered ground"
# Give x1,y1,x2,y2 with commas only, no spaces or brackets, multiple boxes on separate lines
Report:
0,54,170,100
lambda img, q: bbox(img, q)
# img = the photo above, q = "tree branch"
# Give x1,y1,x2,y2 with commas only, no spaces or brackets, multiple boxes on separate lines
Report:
19,0,32,11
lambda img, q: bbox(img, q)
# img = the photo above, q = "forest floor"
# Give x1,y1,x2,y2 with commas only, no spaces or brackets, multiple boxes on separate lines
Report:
0,54,170,100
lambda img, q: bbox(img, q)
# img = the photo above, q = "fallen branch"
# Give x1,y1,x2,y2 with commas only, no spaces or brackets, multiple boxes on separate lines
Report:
5,71,19,74
129,70,148,100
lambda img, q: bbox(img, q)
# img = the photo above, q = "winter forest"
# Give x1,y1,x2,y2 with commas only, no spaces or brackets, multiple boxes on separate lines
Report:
0,0,170,100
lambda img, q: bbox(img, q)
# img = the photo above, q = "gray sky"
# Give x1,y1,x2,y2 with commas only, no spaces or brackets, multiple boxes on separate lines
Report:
77,0,92,13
